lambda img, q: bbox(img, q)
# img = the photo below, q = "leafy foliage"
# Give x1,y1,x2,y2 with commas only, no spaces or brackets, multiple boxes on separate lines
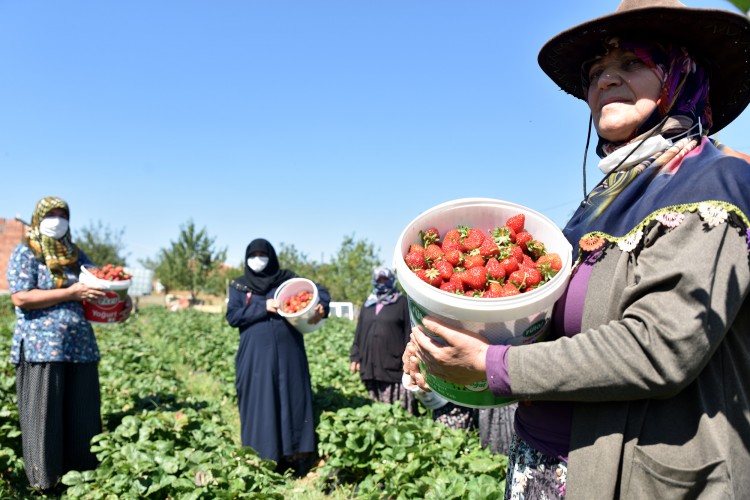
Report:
152,220,228,300
0,311,25,495
726,0,750,13
317,403,507,499
278,243,319,282
74,220,129,266
276,235,382,305
325,235,382,304
0,305,509,498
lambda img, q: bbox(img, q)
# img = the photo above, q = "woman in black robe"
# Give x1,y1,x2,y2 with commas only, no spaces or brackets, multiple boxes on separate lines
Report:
350,266,419,415
226,238,330,476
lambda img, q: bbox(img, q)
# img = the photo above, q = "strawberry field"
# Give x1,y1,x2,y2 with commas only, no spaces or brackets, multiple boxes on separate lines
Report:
0,296,507,499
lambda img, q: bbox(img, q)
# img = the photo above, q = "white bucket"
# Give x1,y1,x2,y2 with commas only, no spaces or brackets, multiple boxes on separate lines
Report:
274,278,326,334
394,198,573,408
79,265,131,324
402,373,448,410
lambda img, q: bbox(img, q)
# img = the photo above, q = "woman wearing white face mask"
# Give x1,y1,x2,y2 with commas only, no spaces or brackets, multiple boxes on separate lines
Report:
225,238,330,477
6,196,133,493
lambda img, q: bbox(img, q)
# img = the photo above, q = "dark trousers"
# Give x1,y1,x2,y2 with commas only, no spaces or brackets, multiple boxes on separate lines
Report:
15,355,101,490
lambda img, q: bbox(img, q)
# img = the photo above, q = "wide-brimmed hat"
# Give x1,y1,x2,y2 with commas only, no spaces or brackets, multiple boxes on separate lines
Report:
538,0,750,134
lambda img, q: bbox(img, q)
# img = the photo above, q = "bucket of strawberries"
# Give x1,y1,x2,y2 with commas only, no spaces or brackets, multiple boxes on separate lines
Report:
79,264,132,324
394,198,573,408
274,278,326,334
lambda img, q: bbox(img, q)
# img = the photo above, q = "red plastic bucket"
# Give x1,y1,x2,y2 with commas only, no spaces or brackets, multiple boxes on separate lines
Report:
79,265,131,323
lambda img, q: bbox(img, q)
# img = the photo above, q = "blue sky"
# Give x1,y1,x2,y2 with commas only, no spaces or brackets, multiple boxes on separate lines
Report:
2,1,748,268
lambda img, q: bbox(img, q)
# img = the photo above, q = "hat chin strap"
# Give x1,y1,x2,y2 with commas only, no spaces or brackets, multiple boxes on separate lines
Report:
597,116,704,175
598,134,673,174
581,113,673,205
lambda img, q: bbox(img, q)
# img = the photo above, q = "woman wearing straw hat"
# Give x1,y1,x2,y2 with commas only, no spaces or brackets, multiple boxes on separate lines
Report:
405,1,750,497
6,196,133,493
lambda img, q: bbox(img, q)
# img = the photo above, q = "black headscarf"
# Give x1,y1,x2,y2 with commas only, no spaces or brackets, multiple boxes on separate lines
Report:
230,238,297,294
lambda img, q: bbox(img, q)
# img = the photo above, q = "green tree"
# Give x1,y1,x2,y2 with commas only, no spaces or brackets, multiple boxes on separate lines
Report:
278,243,318,280
74,220,128,266
154,220,227,301
324,235,382,304
204,263,243,297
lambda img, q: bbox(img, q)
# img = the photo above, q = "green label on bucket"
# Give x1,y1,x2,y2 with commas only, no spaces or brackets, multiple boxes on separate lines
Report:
420,361,515,408
523,319,546,338
408,299,426,325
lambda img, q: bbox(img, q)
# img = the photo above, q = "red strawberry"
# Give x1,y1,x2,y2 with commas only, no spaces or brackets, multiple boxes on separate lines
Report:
500,257,519,275
508,268,528,290
462,266,488,291
485,257,506,281
526,240,547,260
482,282,504,298
505,213,525,234
463,252,486,269
405,250,426,270
459,225,485,252
508,245,525,264
536,253,562,271
479,237,500,259
417,268,442,287
521,254,536,268
420,227,441,246
524,267,542,289
500,282,521,296
409,243,425,254
444,249,464,266
448,273,466,293
424,243,444,263
441,238,462,253
442,229,461,248
433,259,454,281
440,280,460,294
515,231,533,252
536,253,562,280
491,226,516,246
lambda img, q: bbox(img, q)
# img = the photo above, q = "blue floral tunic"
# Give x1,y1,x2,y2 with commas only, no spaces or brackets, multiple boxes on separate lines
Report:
6,244,100,364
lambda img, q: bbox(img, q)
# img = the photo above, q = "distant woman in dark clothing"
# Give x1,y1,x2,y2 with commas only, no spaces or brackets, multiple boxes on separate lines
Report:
225,238,330,476
350,266,418,415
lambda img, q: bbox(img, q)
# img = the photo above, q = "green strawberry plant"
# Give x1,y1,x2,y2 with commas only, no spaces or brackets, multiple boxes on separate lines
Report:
0,301,511,499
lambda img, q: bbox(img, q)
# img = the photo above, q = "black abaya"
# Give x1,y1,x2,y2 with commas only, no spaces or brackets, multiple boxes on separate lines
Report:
226,282,331,462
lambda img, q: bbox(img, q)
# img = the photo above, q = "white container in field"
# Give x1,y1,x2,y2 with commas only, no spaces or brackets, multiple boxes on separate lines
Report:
79,265,131,324
394,198,573,408
275,278,326,334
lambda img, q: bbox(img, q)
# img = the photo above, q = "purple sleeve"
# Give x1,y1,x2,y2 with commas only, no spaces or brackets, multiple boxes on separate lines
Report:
486,344,512,397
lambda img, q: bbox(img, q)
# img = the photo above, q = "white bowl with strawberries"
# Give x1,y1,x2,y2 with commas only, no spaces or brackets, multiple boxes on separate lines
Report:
274,278,326,334
394,198,573,407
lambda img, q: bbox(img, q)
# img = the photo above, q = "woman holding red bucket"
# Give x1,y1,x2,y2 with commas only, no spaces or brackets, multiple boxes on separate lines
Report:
405,0,750,497
6,196,133,493
226,238,330,477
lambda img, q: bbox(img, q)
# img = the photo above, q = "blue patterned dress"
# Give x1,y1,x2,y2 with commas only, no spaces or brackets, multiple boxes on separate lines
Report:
7,244,100,364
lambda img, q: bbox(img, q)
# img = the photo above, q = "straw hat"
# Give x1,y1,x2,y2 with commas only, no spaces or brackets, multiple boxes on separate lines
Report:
538,0,750,134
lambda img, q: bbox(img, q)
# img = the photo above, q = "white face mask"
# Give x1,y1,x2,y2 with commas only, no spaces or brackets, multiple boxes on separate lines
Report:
39,216,69,239
247,256,269,273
